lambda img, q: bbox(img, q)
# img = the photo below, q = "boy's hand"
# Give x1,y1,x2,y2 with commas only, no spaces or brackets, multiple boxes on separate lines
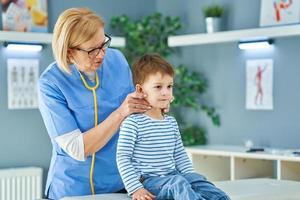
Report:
132,188,155,200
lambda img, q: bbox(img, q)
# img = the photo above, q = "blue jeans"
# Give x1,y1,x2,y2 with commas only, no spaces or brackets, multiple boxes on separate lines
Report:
142,171,230,200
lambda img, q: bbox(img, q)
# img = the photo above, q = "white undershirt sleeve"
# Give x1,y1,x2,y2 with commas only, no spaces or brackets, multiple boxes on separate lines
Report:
55,129,86,161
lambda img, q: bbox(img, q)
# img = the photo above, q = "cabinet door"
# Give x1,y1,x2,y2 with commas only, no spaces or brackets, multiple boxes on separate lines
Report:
191,154,230,181
281,160,300,181
234,157,276,179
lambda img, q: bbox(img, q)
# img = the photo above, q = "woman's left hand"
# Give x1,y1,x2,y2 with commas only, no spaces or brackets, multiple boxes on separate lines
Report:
162,96,174,113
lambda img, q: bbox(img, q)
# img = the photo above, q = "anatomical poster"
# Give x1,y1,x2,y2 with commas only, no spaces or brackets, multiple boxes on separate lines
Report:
2,0,48,32
246,59,273,110
260,0,300,26
7,59,39,109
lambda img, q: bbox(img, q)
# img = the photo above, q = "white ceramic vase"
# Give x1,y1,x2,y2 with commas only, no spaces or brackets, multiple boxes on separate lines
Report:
205,17,222,33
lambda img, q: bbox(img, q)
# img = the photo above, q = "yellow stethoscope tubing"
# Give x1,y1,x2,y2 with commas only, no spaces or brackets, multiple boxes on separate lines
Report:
79,71,99,195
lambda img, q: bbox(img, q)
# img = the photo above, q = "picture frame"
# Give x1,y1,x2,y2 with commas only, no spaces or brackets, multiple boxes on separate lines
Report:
260,0,300,27
1,0,48,32
7,59,39,109
246,59,273,110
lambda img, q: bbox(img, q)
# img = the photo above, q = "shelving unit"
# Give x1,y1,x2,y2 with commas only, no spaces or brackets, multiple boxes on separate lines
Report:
185,145,300,182
168,24,300,47
3,24,299,48
0,31,125,47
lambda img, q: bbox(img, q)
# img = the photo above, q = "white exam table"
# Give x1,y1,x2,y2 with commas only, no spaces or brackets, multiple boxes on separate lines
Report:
61,178,300,200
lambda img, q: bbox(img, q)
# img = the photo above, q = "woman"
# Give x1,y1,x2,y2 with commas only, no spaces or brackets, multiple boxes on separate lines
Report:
38,8,157,199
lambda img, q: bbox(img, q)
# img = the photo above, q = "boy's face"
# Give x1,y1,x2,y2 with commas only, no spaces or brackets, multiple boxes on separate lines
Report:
138,72,173,109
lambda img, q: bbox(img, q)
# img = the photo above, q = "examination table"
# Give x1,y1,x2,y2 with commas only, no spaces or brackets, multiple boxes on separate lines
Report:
61,178,300,200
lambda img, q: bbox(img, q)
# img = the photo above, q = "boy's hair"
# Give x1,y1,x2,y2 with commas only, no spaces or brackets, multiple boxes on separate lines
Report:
132,54,175,85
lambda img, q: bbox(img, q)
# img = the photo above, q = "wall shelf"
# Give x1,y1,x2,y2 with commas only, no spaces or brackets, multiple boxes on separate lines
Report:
168,24,300,47
0,31,125,47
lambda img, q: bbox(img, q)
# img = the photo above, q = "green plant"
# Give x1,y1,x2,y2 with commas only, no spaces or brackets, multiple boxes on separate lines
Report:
203,4,224,18
111,13,181,64
111,13,220,146
173,65,220,126
180,125,206,146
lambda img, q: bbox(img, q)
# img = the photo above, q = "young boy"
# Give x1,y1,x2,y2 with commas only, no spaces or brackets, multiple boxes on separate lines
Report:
117,54,230,200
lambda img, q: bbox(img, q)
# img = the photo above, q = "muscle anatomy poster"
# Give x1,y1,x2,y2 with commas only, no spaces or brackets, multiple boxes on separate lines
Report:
260,0,300,26
246,59,273,110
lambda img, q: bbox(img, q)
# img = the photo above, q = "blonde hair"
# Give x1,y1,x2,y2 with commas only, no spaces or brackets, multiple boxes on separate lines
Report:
52,8,105,73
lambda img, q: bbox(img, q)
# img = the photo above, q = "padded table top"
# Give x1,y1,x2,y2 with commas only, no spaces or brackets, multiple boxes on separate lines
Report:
61,178,300,200
214,178,300,200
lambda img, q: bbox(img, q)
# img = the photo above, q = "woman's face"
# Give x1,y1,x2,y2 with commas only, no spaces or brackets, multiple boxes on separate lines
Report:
69,28,108,73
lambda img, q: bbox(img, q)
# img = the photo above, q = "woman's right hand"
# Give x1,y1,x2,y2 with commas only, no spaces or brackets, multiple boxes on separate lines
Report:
117,91,151,119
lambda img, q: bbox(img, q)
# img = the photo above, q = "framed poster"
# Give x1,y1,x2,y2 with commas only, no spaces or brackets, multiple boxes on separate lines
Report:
7,59,39,109
246,59,273,110
1,0,48,32
260,0,300,26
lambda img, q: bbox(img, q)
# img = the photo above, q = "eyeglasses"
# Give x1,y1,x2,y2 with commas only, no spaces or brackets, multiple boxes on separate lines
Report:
75,34,111,59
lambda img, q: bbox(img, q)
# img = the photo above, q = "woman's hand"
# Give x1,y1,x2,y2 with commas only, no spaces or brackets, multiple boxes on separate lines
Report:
162,96,174,113
117,91,151,119
132,188,155,200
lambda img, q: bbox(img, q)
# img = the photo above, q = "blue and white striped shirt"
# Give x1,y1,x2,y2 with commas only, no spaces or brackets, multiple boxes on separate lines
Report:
116,114,194,195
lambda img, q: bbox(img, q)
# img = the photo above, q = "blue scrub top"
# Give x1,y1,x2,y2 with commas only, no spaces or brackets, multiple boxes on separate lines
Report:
38,48,134,199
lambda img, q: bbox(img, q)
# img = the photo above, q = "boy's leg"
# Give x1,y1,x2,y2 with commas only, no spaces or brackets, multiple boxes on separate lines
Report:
182,172,231,200
143,174,205,200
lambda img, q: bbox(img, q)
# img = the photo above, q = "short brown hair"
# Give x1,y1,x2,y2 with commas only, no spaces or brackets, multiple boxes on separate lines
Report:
52,8,105,73
132,54,175,85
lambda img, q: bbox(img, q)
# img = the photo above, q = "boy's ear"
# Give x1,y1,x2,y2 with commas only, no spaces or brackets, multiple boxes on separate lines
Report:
136,84,143,93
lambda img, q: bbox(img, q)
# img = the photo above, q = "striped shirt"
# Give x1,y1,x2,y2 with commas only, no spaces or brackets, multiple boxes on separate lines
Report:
117,114,194,195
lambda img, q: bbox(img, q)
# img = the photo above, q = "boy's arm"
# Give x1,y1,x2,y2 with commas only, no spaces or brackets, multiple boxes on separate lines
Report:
171,118,194,174
116,116,144,195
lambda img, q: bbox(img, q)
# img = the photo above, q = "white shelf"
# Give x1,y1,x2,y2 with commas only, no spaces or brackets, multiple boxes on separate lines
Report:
185,145,300,182
0,31,125,47
110,37,126,47
168,24,300,47
0,31,52,44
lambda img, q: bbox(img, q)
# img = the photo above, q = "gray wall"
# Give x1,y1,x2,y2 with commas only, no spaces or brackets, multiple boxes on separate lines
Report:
157,0,300,149
1,0,300,194
0,0,155,192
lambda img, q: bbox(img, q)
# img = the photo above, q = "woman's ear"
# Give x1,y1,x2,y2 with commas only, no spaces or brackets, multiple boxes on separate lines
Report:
136,84,143,93
67,49,74,63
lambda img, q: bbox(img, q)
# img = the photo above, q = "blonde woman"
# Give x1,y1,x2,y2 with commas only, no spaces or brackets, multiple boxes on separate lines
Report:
38,8,158,199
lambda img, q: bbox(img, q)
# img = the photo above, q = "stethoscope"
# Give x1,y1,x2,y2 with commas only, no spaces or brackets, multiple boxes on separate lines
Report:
78,69,99,195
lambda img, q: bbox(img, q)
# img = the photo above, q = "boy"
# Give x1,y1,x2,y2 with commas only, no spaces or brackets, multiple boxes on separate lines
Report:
117,54,230,200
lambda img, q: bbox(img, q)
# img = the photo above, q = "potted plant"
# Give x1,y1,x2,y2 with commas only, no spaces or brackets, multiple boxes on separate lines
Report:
203,4,224,33
172,65,220,146
111,13,220,146
111,13,181,64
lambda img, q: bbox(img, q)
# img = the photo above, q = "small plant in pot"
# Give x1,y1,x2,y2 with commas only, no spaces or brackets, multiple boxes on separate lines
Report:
203,4,224,33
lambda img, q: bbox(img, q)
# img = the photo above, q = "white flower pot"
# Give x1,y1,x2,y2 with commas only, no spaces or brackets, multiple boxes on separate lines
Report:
205,17,222,33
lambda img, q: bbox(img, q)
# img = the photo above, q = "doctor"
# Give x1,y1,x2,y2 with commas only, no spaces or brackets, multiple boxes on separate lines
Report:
38,8,158,199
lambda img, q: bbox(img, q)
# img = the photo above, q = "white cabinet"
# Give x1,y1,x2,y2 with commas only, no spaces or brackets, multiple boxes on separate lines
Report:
185,145,300,182
0,31,125,47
